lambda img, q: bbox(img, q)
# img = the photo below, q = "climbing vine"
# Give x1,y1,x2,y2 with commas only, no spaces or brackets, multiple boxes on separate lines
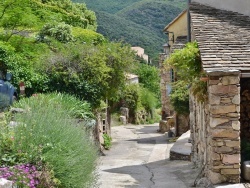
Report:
164,41,207,115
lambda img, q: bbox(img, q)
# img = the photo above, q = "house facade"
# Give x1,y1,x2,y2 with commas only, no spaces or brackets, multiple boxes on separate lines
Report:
189,0,250,184
131,46,149,63
159,10,189,136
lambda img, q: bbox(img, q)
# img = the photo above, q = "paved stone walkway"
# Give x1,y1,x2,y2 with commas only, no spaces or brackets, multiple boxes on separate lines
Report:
97,124,199,188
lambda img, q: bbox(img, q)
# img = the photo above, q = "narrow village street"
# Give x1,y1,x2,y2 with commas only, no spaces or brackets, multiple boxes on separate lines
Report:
97,123,198,188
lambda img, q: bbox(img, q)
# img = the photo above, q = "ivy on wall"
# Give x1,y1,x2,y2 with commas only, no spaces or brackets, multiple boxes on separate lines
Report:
164,41,207,115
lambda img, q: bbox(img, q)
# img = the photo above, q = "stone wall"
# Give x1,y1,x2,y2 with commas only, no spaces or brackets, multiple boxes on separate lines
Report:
207,74,240,184
159,53,172,119
190,73,241,184
176,114,190,136
190,94,209,168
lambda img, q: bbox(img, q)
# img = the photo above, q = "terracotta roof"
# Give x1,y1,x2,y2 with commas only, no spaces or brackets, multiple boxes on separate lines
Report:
190,2,250,73
163,9,187,31
171,36,187,53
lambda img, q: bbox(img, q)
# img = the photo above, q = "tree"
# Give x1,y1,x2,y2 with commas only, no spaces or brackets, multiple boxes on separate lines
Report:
38,22,74,43
0,0,38,41
133,63,160,100
42,41,135,107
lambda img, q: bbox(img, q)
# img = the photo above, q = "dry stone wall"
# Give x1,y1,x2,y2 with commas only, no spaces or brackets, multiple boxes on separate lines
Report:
207,74,240,184
159,53,172,119
190,93,209,168
190,73,241,184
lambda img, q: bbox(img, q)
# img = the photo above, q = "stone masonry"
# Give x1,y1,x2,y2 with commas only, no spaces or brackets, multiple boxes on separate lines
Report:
191,72,241,184
207,73,240,184
159,53,171,119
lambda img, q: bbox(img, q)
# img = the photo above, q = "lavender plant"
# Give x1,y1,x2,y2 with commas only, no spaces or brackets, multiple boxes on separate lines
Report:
0,164,39,188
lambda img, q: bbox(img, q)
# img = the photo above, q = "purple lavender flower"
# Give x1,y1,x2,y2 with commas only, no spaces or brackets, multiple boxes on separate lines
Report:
0,164,39,188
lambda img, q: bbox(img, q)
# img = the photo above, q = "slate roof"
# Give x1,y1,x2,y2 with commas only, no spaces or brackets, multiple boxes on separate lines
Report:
171,36,187,53
190,2,250,73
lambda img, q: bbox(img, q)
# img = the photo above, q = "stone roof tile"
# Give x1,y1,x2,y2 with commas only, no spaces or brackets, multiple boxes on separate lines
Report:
190,2,250,72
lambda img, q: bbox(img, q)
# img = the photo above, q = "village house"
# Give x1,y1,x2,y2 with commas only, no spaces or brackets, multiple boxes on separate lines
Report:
131,46,149,63
188,0,250,184
161,0,250,184
159,10,189,136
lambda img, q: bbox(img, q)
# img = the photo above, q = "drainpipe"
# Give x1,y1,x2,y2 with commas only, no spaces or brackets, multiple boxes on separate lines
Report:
187,0,191,42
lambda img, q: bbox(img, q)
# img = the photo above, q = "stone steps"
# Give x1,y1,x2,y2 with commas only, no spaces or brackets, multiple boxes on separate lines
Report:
169,130,192,161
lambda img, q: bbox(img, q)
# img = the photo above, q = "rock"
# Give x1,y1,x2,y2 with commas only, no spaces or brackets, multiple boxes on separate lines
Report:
0,178,13,188
196,177,213,188
119,116,127,125
220,98,231,104
212,129,239,139
209,94,221,105
232,121,240,130
214,146,233,153
207,170,226,184
221,168,240,175
158,120,169,133
10,108,25,113
209,80,220,85
209,85,238,95
210,117,229,128
232,95,240,104
120,107,129,119
222,154,240,164
211,152,221,161
8,121,19,128
221,76,239,85
225,140,240,147
210,105,236,114
227,113,239,118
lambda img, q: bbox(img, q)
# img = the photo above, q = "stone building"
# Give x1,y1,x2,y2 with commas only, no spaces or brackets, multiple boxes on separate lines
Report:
189,1,250,184
131,46,149,63
159,10,189,136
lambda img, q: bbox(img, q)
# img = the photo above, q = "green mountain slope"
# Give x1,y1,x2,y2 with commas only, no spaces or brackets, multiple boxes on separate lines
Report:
73,0,186,59
96,11,165,57
73,0,142,14
116,1,186,38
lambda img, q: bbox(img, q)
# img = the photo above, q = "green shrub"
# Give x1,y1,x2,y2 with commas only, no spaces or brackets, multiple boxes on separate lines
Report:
133,63,160,101
0,93,98,187
165,42,206,114
119,84,158,124
72,27,105,45
38,22,74,43
102,134,112,150
139,87,157,112
169,81,190,115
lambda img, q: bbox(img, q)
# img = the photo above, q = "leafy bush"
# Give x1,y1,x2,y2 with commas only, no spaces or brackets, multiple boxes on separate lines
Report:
169,81,190,115
166,42,201,82
133,63,160,103
72,27,105,45
119,84,158,124
102,133,112,150
165,42,206,115
38,22,74,43
0,93,98,187
139,87,157,113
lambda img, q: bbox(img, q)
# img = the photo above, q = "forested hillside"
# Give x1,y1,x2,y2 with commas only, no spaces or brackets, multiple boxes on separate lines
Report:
73,0,186,61
96,11,164,58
